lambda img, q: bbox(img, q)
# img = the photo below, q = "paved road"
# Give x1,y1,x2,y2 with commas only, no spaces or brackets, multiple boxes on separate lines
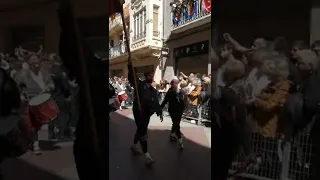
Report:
109,109,211,180
2,126,77,180
1,109,211,180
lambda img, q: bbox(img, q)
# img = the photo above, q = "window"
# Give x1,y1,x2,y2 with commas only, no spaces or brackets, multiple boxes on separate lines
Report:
133,8,146,41
134,16,137,39
143,10,146,34
153,6,159,37
134,65,154,79
139,11,143,37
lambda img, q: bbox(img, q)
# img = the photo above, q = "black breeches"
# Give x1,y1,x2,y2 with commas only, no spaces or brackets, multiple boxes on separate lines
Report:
170,113,182,139
133,111,151,153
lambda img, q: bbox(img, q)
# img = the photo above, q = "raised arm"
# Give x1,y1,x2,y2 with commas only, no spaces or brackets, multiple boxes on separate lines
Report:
224,33,249,53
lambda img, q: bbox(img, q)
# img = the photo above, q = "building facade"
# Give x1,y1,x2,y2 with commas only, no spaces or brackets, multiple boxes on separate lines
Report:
162,0,211,81
0,0,108,55
109,0,164,83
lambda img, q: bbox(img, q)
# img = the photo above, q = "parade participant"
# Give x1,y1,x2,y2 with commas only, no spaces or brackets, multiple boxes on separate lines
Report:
160,77,186,149
128,61,163,166
114,78,126,110
18,55,55,155
109,82,117,120
48,54,72,140
0,67,34,179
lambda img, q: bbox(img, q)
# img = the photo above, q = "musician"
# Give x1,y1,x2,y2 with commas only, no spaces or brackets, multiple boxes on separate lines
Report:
109,82,117,120
18,55,55,155
160,77,186,149
114,79,125,110
128,62,163,166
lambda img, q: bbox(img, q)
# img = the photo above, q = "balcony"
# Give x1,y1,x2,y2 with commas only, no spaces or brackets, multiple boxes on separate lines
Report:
171,0,211,31
109,14,123,35
109,43,127,59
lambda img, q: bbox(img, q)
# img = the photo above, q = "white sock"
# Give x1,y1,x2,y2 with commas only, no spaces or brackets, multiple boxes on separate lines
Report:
33,141,40,150
145,152,151,159
178,138,183,144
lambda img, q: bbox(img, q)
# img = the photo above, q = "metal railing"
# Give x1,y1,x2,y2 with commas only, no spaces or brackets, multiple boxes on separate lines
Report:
229,120,315,180
132,31,146,42
109,44,127,59
172,0,211,28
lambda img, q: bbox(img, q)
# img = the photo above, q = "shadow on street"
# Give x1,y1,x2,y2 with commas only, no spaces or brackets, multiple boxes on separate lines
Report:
109,111,211,180
2,158,69,180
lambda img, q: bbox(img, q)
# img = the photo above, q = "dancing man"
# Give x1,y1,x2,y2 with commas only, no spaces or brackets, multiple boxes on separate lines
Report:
128,61,163,166
161,77,186,150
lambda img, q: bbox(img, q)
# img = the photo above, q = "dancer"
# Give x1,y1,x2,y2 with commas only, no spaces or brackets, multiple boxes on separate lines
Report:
161,77,186,150
128,61,163,166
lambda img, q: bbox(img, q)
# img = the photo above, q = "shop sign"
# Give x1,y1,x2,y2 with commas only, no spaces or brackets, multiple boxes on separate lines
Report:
173,41,209,58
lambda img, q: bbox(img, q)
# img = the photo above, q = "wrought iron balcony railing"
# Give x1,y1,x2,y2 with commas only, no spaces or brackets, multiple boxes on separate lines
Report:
109,44,127,59
171,0,211,28
132,31,146,42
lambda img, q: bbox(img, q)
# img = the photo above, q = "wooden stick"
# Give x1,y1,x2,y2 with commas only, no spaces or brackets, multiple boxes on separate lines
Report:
64,0,100,157
119,12,142,113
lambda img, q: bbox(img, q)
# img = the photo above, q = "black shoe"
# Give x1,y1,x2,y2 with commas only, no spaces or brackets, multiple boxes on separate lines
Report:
170,135,177,142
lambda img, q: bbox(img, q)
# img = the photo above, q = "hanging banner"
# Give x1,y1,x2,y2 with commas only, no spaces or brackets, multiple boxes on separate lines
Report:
202,0,211,13
185,1,197,19
172,7,182,24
